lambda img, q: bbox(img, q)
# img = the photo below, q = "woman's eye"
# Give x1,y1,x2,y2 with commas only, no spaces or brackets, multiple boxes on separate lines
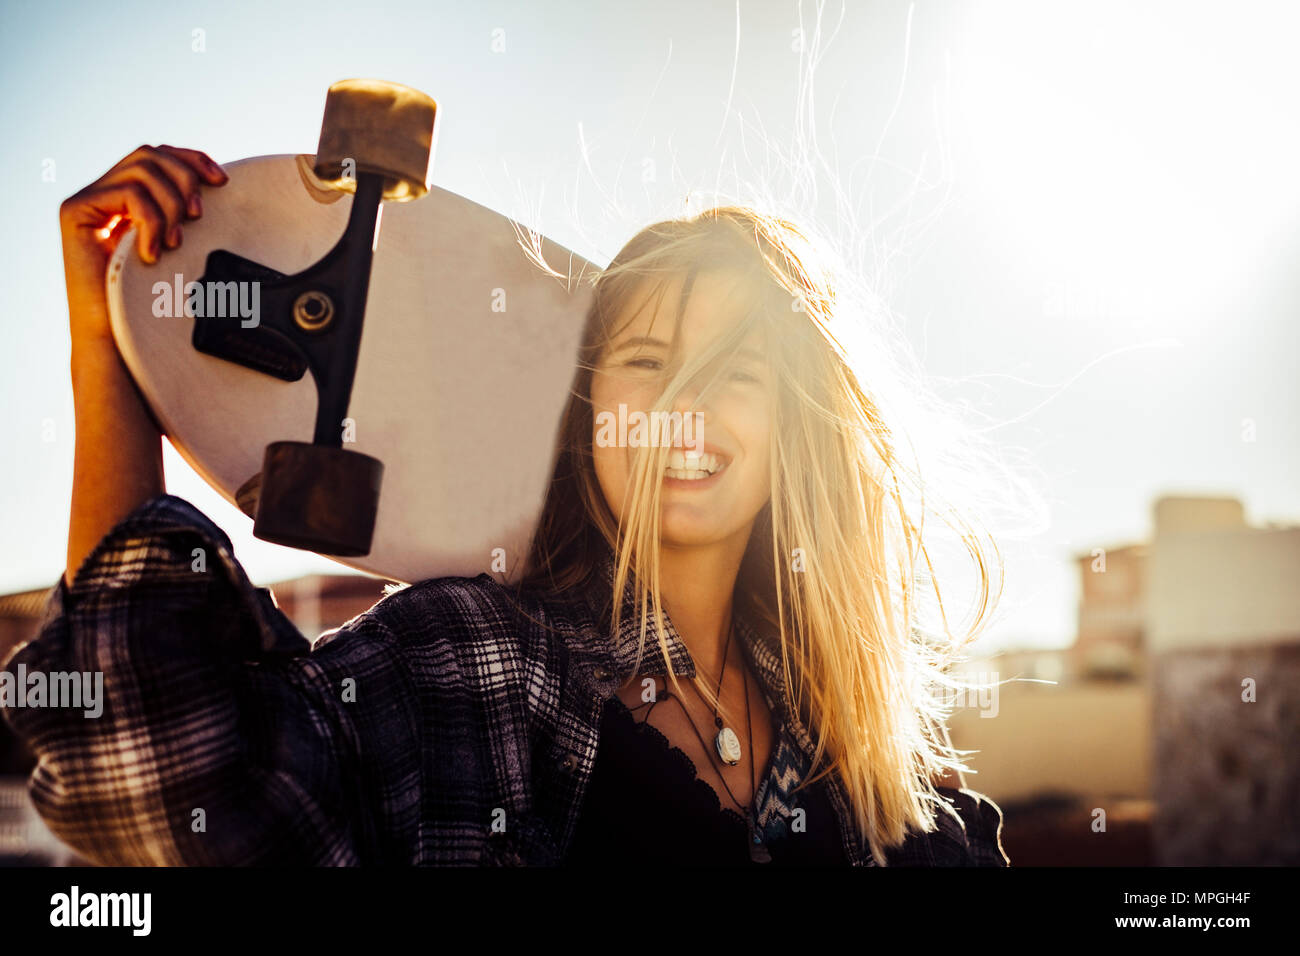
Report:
621,355,761,383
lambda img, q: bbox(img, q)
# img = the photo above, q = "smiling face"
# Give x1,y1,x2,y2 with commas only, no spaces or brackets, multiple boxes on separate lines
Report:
590,270,774,552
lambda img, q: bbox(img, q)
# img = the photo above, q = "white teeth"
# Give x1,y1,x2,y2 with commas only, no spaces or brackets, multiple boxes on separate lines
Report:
664,452,725,481
667,450,717,471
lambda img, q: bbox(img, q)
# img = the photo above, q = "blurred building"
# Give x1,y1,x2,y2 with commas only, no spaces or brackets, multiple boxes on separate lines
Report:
949,494,1300,866
1071,542,1146,680
1146,496,1300,865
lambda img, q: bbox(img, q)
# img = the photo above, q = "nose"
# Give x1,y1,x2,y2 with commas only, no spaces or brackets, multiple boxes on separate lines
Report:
667,367,709,411
667,377,710,443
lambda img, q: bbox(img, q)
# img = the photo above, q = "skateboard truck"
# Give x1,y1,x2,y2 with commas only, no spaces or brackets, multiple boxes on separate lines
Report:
194,79,438,557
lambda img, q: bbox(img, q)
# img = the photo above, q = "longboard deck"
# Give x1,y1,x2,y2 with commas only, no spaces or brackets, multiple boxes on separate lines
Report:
108,154,598,584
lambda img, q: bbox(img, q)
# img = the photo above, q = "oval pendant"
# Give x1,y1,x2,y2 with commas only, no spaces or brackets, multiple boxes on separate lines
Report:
715,726,742,765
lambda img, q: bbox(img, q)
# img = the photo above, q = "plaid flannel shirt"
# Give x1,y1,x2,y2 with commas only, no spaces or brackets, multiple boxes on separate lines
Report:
1,493,1009,866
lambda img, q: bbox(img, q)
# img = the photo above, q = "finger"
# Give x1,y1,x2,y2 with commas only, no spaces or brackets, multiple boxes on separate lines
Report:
106,213,134,249
106,144,227,198
86,180,166,263
101,160,187,249
154,144,228,187
140,147,204,218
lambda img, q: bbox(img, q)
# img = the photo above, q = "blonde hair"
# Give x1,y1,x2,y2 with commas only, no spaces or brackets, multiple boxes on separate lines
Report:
519,204,1017,865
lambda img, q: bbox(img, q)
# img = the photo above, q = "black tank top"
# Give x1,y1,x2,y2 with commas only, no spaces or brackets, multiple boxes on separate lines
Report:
564,692,850,866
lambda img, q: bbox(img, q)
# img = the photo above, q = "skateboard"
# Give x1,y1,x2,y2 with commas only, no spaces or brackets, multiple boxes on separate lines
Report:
106,79,600,584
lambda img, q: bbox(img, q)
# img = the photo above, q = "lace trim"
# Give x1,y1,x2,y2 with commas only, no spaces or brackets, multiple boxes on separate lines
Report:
603,694,750,831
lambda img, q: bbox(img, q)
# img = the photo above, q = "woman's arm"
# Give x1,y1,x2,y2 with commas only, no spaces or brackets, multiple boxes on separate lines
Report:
65,342,163,587
58,144,226,587
3,494,420,865
4,146,420,864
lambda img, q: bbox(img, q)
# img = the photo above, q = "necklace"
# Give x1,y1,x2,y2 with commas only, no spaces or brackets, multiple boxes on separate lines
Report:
672,649,760,852
709,623,743,766
644,629,764,858
670,624,757,815
633,669,757,814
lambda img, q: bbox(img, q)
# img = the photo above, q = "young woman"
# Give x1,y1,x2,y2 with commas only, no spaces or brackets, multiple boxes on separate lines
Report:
3,144,1009,866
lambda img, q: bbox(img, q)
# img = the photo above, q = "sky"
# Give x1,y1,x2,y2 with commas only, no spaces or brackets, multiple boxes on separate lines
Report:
1,0,1297,653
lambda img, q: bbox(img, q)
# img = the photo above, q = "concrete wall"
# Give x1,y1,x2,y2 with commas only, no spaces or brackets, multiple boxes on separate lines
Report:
1151,643,1300,864
947,680,1152,803
1147,526,1300,654
1146,497,1300,864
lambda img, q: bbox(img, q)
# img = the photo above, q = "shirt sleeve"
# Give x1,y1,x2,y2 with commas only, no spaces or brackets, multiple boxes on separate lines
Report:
0,493,419,866
951,787,1010,866
884,785,1011,866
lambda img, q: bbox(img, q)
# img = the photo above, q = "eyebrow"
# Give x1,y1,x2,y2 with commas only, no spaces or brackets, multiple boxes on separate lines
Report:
612,336,765,364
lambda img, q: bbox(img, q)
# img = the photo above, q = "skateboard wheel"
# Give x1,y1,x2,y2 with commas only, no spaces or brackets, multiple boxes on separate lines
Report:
314,78,438,202
235,470,261,520
252,440,384,557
